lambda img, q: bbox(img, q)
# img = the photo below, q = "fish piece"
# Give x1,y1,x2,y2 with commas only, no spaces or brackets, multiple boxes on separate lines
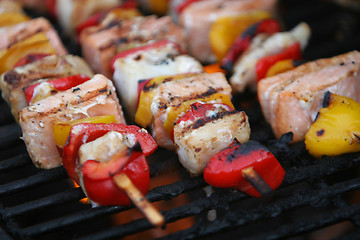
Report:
0,54,94,122
112,40,203,118
0,17,67,55
230,22,311,93
79,15,186,78
173,103,250,175
19,74,125,169
258,50,360,142
178,0,277,63
152,72,232,149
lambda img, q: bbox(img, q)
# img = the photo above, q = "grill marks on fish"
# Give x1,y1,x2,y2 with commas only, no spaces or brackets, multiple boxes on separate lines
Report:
190,110,238,130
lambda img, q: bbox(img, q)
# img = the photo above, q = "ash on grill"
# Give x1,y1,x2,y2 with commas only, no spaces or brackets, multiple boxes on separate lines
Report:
1,0,360,240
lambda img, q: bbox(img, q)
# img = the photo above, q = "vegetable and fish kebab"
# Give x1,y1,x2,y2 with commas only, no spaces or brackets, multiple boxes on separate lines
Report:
5,0,360,210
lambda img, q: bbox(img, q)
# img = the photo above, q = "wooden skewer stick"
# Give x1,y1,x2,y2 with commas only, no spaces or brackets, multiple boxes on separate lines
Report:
113,173,165,227
242,167,272,196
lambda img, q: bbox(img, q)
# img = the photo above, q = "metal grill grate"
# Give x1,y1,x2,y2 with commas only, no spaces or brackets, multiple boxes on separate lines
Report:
1,0,360,239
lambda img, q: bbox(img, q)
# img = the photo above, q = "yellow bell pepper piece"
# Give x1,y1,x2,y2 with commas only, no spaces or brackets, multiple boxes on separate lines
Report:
0,12,30,27
0,32,56,74
53,115,117,148
209,10,270,61
135,73,198,127
265,59,295,78
149,0,169,15
305,93,360,158
163,93,234,135
0,32,50,58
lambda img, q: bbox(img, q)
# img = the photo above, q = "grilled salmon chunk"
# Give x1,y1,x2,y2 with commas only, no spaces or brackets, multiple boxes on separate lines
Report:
173,104,250,176
258,50,360,142
79,15,186,78
0,55,94,122
151,72,232,149
230,22,311,93
19,74,125,169
0,17,67,55
178,0,277,63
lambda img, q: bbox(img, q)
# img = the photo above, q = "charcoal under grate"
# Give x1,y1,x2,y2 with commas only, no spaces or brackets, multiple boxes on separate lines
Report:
1,0,360,239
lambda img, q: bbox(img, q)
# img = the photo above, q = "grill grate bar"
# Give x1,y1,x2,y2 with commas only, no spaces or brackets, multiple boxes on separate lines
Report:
146,176,207,202
0,225,13,240
78,214,158,240
159,177,360,240
21,205,126,238
18,177,207,238
247,203,360,240
283,153,360,185
1,187,85,220
0,154,31,173
79,189,246,240
0,167,67,197
9,152,360,239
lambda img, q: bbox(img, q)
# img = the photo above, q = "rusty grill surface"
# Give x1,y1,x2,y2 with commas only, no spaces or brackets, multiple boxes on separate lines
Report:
1,0,360,239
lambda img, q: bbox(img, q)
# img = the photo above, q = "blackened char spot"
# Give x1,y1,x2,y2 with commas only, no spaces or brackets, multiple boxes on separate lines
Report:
316,129,325,136
4,70,20,88
322,91,332,108
143,77,174,92
226,140,267,163
191,110,238,130
72,87,81,92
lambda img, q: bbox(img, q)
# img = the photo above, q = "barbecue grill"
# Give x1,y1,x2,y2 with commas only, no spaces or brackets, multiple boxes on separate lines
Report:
1,0,360,239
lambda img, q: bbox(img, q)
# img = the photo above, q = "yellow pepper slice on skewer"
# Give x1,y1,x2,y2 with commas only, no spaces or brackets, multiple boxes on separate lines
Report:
53,115,117,148
305,92,360,158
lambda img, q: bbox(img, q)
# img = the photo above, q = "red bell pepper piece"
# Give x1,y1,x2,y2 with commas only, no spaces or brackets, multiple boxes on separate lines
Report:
63,123,157,182
45,0,57,19
171,102,234,140
176,0,202,14
81,150,149,206
75,12,103,36
176,102,234,123
137,78,152,107
203,140,285,197
23,74,91,104
13,53,51,68
221,19,282,72
255,42,302,81
110,39,184,73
